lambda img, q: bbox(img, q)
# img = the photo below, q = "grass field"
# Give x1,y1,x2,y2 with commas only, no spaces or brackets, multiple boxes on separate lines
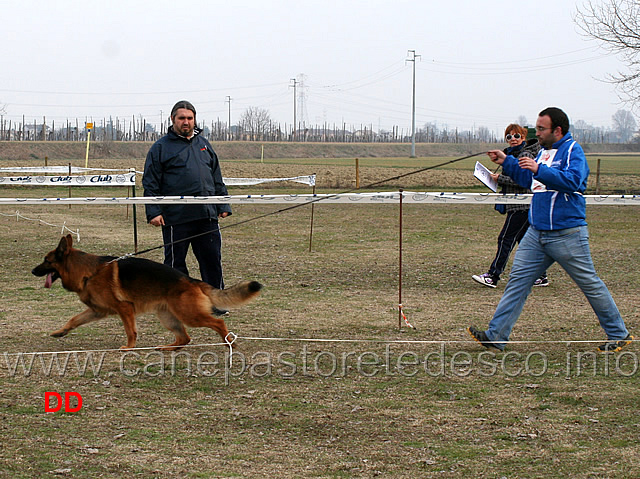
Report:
0,156,639,478
0,152,639,192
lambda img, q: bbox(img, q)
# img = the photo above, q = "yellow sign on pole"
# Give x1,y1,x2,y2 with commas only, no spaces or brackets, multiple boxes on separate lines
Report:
84,123,93,168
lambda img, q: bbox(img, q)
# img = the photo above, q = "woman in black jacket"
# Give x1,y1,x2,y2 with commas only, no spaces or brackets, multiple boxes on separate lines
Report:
472,123,548,289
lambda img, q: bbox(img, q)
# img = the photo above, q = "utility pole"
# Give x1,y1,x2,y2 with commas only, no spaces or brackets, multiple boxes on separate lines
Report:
290,78,298,141
406,49,420,158
297,73,308,128
226,96,232,141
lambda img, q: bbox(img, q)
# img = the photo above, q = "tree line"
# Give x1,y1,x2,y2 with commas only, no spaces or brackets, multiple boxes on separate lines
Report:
0,107,637,144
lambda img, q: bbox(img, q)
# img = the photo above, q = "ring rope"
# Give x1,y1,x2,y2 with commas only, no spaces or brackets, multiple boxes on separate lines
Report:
0,210,80,240
2,333,635,358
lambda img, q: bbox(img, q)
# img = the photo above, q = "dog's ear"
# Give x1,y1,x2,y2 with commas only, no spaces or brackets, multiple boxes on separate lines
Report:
55,235,71,260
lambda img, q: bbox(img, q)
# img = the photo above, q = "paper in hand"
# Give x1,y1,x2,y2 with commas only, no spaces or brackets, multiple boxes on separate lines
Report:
474,161,498,192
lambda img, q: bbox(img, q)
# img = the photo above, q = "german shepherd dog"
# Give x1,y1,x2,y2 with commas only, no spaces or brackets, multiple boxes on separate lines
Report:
32,235,262,350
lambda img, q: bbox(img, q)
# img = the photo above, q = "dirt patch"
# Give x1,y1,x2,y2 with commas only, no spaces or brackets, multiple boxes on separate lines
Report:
2,153,637,193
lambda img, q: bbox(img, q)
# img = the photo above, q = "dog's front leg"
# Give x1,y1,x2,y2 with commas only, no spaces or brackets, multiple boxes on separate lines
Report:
51,308,107,337
115,302,138,350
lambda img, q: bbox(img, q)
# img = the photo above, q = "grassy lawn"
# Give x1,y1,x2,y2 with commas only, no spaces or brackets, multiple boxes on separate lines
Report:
0,155,639,478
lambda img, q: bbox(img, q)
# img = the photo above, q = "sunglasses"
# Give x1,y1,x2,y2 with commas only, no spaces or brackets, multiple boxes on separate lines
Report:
505,133,522,141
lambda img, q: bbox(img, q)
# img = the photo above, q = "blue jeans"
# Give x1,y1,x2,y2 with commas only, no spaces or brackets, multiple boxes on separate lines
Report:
485,225,628,349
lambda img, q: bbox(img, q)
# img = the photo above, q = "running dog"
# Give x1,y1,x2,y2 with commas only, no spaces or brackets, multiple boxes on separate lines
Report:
32,234,261,350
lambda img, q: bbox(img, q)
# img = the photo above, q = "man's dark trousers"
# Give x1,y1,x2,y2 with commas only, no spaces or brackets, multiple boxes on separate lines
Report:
161,218,224,289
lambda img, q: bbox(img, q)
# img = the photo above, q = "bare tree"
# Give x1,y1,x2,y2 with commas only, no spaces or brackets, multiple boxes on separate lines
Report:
239,107,272,140
420,122,439,142
516,115,529,127
477,126,494,143
612,109,637,142
575,1,640,109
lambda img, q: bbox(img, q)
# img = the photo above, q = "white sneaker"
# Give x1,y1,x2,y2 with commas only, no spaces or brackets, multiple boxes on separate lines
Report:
533,276,549,287
472,273,498,288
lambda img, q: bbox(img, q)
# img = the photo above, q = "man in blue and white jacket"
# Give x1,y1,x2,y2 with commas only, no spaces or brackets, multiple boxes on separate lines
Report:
468,107,632,352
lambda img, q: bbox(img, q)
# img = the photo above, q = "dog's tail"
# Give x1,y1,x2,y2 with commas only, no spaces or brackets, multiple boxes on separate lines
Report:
202,280,262,310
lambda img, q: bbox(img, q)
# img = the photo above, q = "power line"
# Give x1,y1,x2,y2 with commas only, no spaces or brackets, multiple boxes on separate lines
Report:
430,46,604,66
419,55,609,75
0,82,285,96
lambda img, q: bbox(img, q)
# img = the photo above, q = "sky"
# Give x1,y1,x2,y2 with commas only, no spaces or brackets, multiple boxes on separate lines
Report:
0,0,632,136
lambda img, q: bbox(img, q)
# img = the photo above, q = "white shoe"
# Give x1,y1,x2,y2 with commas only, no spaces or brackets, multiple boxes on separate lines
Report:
472,273,498,288
533,276,549,287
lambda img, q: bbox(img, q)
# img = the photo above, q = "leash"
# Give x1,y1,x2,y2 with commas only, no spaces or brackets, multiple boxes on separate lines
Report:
114,150,488,260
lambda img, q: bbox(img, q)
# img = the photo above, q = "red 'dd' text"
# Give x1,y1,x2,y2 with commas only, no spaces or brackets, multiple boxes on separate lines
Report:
45,391,83,413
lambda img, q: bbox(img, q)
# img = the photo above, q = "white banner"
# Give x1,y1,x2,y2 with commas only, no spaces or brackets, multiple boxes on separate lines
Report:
0,168,315,187
223,174,316,186
0,166,132,174
0,173,136,186
0,192,638,206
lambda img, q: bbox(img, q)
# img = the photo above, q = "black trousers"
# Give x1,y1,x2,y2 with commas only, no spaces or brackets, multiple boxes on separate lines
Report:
488,210,530,279
161,218,224,289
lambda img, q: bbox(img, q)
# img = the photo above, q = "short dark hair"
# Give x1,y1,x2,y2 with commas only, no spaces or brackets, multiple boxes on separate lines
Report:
538,107,569,135
171,100,196,119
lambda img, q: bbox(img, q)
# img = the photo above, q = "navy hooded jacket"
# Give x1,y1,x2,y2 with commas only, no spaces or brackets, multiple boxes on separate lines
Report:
142,127,232,225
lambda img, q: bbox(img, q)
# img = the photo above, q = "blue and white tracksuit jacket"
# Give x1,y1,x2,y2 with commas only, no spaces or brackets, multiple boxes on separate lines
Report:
501,132,588,231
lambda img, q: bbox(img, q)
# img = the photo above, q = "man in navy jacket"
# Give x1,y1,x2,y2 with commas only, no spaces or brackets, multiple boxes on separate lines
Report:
143,100,231,304
468,107,632,352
